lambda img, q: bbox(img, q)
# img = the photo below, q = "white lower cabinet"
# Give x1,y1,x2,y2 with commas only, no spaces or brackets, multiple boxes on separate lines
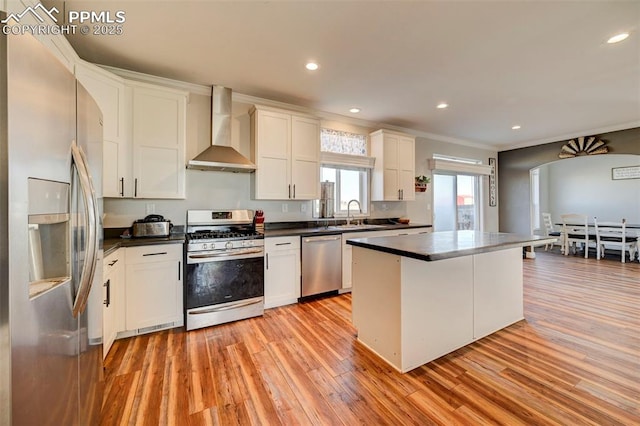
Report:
102,248,125,359
342,227,431,289
264,236,301,308
124,244,183,332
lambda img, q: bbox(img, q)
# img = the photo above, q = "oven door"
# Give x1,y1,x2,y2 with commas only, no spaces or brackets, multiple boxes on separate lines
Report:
185,249,264,310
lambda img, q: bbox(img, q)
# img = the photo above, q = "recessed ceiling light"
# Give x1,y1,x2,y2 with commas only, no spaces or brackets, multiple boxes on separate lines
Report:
436,103,448,109
305,62,319,71
607,32,629,44
512,125,521,130
349,108,361,113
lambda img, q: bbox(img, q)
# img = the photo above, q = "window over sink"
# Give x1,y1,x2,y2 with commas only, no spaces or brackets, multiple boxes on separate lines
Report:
320,166,369,216
315,128,374,217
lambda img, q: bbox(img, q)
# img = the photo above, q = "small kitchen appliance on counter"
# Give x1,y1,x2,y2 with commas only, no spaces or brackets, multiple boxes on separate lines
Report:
319,181,335,218
184,209,264,331
132,214,172,238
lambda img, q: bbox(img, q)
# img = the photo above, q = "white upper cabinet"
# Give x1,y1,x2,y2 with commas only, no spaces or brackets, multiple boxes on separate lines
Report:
75,65,187,199
291,116,321,200
371,130,415,201
75,62,131,198
130,83,187,199
251,106,320,200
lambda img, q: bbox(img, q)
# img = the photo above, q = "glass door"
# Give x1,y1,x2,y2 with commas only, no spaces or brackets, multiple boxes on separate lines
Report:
433,173,481,231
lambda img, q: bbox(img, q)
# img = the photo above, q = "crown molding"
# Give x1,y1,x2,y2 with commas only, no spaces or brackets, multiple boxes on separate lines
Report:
497,121,640,152
95,65,494,151
99,65,211,95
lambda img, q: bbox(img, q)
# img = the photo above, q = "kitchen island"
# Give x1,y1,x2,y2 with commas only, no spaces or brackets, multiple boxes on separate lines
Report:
347,231,556,372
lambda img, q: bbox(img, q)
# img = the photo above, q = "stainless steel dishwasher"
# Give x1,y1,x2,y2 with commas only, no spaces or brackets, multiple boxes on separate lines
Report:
301,234,342,298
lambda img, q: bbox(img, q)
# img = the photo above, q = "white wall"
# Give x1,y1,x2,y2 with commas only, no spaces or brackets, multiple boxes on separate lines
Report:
408,138,499,231
544,154,640,224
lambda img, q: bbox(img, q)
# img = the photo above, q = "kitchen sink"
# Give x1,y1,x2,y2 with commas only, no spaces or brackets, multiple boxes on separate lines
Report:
328,224,386,230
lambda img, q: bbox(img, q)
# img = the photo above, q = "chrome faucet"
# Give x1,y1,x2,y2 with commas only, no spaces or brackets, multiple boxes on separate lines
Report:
347,199,361,225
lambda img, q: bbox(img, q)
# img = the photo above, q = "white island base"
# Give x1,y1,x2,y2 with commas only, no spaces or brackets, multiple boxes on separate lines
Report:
351,246,524,373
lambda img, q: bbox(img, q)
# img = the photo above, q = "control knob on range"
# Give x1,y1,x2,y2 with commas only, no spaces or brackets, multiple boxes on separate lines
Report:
225,241,233,250
202,243,212,250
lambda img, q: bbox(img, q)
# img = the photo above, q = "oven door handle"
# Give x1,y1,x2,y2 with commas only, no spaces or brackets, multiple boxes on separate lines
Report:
188,298,263,314
188,248,264,260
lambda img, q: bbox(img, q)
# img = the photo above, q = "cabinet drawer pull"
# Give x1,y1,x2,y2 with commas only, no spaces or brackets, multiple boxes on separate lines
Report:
142,251,168,257
275,242,292,246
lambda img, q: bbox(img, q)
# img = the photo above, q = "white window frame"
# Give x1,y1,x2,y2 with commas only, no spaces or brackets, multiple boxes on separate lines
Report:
320,165,370,217
530,168,541,232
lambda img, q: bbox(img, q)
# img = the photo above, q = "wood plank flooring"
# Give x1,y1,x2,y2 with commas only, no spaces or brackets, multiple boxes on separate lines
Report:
101,252,640,425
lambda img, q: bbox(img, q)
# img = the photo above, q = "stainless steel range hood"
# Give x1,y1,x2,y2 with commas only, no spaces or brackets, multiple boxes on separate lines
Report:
187,86,256,173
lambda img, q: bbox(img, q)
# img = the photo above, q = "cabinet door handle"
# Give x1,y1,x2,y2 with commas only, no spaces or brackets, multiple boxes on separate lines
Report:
398,189,401,200
142,251,168,257
400,189,404,200
134,178,138,197
265,253,269,270
103,279,111,307
293,184,296,199
120,177,124,197
288,184,291,199
108,259,119,266
275,242,291,246
178,261,181,280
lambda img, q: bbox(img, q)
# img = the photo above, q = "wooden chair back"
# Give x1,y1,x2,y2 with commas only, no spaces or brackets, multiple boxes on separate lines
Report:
561,213,591,258
594,218,638,263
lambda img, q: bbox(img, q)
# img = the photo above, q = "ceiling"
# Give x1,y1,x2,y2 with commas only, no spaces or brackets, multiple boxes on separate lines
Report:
55,1,639,150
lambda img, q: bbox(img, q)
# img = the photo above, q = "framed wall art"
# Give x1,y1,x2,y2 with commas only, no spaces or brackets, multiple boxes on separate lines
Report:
489,157,497,207
611,165,640,180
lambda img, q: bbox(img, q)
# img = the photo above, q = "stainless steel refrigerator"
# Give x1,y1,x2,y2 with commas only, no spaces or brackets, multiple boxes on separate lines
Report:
0,18,104,425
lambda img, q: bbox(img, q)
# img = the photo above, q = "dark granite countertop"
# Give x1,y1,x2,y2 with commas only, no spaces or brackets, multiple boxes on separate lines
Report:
347,231,557,261
103,229,185,257
263,222,432,238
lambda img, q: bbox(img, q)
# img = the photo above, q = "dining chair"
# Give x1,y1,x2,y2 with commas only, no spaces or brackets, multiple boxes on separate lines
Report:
541,212,562,251
594,218,638,263
560,213,595,259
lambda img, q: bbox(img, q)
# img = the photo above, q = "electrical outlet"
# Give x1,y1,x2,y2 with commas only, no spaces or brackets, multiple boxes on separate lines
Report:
281,203,288,213
146,203,155,214
300,204,307,213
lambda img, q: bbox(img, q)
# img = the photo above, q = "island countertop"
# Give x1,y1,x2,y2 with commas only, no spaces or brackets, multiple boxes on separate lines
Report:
346,230,556,261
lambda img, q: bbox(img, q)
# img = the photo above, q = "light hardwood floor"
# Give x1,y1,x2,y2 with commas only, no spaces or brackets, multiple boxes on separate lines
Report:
101,252,640,425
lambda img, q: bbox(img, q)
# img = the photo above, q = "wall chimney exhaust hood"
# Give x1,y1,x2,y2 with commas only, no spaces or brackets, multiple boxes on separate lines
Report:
187,86,256,173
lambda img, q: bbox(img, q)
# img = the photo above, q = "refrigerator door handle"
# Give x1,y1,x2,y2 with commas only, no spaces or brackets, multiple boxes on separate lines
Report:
71,141,100,317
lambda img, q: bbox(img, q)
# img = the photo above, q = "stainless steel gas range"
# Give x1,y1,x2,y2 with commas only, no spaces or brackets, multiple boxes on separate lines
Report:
184,210,264,331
